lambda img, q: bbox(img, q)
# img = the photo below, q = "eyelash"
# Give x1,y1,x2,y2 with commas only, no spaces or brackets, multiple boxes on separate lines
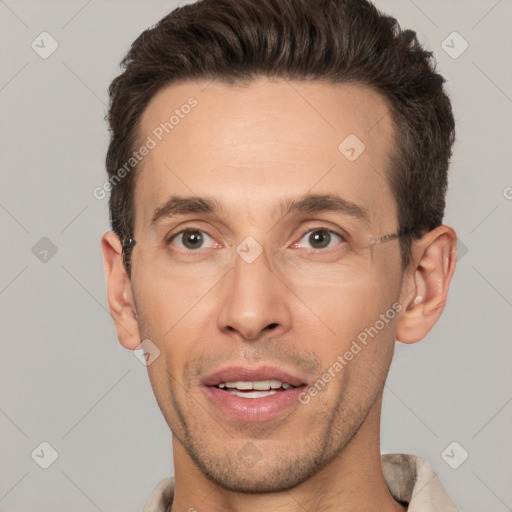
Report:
165,225,347,253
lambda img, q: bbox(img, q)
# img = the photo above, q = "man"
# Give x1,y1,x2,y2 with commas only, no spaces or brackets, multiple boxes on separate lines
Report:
101,0,458,510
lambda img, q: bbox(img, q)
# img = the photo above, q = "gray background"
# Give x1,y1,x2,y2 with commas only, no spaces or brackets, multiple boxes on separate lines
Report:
1,0,511,510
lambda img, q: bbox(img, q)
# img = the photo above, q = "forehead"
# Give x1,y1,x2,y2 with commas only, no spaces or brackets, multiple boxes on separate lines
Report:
134,77,397,231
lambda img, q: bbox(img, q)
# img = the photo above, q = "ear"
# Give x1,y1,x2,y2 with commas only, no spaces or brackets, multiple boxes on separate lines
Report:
101,231,141,350
396,225,457,344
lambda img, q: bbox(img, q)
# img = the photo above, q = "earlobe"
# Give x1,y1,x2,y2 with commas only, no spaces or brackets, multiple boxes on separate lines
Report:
396,225,457,344
101,231,141,350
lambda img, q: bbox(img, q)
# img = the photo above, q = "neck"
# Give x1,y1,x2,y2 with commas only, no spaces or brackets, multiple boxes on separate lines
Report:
170,394,406,512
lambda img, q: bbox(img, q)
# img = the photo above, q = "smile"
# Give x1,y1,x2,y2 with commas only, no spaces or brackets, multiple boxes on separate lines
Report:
202,366,308,422
215,380,297,398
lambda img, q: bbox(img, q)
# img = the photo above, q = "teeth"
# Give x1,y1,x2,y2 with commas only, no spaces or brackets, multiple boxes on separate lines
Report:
218,380,294,391
226,381,252,389
253,380,271,390
225,389,278,398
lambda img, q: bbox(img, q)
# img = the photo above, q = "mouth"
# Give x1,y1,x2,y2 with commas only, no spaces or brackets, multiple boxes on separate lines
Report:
201,366,308,422
214,379,298,398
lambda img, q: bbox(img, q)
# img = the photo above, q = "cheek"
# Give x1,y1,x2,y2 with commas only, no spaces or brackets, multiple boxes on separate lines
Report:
131,259,218,336
131,264,217,379
300,276,400,383
297,274,398,332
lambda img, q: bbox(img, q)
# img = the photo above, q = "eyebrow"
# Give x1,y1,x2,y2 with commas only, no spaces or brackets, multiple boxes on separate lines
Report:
151,196,220,225
150,193,370,227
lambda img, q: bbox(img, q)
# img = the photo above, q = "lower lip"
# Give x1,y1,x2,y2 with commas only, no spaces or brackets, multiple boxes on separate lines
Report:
203,385,305,422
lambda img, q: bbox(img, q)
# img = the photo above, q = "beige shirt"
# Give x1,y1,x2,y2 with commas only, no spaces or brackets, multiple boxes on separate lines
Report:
143,453,458,512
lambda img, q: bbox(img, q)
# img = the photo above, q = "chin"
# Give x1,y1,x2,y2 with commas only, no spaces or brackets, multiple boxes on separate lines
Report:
188,445,324,493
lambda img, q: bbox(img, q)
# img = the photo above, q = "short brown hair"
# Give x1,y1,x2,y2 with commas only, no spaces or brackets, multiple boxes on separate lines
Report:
105,0,455,275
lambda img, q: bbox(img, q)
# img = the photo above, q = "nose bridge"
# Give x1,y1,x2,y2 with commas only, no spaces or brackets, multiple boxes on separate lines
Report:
217,240,291,340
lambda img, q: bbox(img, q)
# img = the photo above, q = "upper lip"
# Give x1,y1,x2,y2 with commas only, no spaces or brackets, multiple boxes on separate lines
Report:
201,365,307,387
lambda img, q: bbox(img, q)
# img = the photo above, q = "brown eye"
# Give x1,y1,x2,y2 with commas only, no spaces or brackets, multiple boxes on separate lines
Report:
170,230,215,250
295,229,343,250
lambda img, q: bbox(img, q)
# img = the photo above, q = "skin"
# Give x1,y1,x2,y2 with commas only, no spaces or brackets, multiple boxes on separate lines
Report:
102,77,457,512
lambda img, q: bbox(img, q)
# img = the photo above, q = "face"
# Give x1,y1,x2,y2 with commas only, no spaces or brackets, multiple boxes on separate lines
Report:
129,78,404,491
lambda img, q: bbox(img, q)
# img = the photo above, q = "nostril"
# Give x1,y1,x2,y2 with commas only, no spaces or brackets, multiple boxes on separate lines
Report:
265,323,279,331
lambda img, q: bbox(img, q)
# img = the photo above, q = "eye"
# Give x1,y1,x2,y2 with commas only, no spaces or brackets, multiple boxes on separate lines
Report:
292,228,344,250
168,229,216,250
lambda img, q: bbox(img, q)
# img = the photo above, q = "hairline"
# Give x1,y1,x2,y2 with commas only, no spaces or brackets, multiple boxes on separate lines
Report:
123,75,413,272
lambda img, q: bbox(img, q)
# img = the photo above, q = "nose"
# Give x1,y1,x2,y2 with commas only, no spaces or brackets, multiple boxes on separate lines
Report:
217,245,292,341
